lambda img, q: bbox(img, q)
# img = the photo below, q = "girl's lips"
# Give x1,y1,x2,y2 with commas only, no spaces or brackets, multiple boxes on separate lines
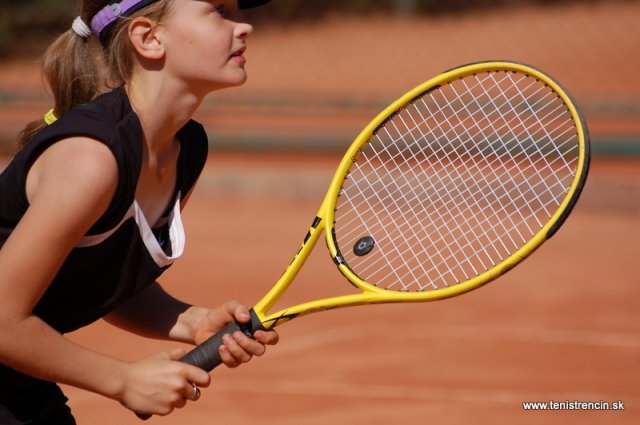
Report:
231,54,247,66
230,47,247,66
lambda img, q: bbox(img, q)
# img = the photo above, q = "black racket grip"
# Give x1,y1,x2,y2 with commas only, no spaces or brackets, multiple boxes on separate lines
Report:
180,308,265,371
135,309,264,420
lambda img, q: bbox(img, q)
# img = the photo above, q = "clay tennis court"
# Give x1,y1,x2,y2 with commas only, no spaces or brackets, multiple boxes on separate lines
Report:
1,2,639,424
52,153,637,425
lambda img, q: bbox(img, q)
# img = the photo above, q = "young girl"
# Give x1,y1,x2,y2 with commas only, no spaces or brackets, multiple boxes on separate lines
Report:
0,0,278,423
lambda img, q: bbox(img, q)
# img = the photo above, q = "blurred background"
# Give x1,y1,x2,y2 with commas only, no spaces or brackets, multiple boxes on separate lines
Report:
1,1,639,424
0,0,639,157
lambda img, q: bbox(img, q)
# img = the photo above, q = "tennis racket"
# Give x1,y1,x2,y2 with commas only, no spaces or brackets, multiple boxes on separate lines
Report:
185,60,590,370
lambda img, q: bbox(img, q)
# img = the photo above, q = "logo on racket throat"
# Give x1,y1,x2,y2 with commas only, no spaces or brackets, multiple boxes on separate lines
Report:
353,236,376,256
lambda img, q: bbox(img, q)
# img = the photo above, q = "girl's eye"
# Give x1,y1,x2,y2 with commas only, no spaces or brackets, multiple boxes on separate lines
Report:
212,6,226,16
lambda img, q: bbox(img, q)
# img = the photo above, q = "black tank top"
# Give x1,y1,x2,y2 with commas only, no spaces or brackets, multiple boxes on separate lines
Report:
0,87,208,333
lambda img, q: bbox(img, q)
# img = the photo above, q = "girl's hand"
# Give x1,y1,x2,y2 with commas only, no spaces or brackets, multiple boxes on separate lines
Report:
193,301,279,368
118,348,210,416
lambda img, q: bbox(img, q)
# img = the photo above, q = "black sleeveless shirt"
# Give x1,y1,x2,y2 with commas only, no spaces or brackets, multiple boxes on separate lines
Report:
0,88,208,420
0,87,209,333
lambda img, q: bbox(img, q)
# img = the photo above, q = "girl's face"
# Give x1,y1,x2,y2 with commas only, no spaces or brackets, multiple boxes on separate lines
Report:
160,0,254,93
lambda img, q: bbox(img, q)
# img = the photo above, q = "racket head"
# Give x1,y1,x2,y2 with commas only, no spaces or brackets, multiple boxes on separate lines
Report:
323,60,590,301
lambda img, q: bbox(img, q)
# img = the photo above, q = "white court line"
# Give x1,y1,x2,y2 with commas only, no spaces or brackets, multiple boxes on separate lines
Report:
403,325,640,349
275,323,640,356
213,378,640,406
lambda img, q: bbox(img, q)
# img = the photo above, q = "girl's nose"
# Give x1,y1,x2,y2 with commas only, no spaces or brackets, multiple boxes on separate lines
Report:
236,22,253,39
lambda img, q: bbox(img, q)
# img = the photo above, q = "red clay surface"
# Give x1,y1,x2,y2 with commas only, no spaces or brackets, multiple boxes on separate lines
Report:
53,153,638,425
1,152,639,425
1,2,639,424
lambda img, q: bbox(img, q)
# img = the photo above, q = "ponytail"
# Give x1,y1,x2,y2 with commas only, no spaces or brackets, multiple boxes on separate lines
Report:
17,0,173,148
17,29,102,147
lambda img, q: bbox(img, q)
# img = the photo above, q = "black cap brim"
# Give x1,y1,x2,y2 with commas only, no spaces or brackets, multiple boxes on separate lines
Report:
239,0,271,9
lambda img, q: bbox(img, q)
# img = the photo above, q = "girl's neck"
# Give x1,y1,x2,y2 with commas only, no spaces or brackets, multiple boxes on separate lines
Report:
124,77,203,162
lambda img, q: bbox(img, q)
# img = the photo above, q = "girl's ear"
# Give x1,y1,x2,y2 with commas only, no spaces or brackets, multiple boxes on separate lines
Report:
128,17,165,60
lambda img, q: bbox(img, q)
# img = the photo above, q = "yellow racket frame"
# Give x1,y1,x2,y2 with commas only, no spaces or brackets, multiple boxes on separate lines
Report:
253,61,589,329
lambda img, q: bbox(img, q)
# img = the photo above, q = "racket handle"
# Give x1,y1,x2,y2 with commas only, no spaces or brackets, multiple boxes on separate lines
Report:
135,309,264,420
180,308,265,371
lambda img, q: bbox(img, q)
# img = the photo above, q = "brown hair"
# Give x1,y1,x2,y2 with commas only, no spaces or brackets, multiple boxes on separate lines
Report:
17,0,172,147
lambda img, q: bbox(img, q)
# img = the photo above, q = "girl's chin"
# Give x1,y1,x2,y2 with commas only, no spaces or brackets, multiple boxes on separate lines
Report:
196,75,249,94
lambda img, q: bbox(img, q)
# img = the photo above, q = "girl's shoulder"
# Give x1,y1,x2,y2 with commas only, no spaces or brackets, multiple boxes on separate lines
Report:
24,87,138,159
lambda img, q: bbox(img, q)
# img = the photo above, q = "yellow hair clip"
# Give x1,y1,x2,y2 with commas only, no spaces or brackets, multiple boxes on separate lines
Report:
44,109,58,125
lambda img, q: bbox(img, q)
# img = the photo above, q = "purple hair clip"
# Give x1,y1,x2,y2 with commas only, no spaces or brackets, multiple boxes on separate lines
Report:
90,0,271,40
91,0,158,38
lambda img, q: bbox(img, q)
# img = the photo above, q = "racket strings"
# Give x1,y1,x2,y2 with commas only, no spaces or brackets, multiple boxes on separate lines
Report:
355,119,510,288
418,75,576,274
341,73,574,242
443,75,567,229
341,160,428,290
362,121,544,288
350,91,576,290
349,136,453,290
334,70,580,291
475,72,574,194
380,92,568,258
342,90,572,290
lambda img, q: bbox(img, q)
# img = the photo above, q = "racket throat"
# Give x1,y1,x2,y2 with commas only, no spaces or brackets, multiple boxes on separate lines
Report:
254,215,326,319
